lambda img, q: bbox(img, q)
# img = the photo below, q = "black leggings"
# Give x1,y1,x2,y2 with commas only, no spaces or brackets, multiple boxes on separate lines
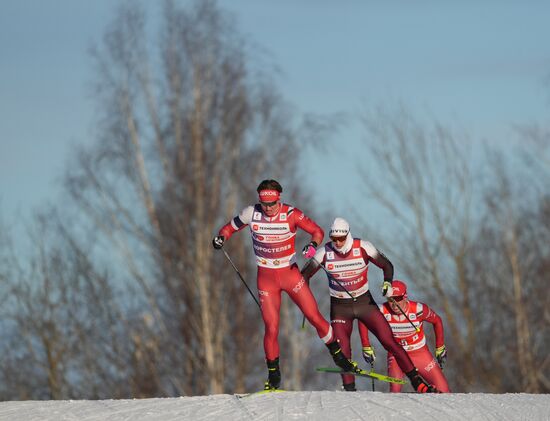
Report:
330,291,415,383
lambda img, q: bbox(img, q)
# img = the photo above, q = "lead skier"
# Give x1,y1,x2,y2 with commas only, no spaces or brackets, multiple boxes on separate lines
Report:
213,180,357,391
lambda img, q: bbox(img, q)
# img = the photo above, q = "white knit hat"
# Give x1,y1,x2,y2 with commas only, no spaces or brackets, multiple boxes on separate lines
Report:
330,217,350,237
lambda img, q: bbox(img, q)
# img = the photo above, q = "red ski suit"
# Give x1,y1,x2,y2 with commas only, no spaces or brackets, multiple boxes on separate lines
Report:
218,203,332,360
360,300,450,392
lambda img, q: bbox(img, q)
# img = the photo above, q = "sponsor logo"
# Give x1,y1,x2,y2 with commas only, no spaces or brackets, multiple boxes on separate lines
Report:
385,314,391,321
425,359,437,372
353,248,360,256
293,278,305,293
273,259,280,266
332,261,363,269
331,229,348,234
327,251,334,260
261,190,278,197
409,314,417,320
330,278,360,287
327,264,334,270
253,212,262,220
253,244,292,253
253,224,259,230
259,290,269,297
280,213,287,221
331,319,346,324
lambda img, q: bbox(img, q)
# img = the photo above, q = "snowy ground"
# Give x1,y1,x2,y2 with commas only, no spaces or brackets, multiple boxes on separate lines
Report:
0,391,548,421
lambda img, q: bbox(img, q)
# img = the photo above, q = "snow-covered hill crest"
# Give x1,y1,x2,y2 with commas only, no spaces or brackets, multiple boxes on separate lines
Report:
0,391,548,421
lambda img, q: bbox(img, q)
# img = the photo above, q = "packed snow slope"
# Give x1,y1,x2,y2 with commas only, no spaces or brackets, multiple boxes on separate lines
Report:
0,391,548,421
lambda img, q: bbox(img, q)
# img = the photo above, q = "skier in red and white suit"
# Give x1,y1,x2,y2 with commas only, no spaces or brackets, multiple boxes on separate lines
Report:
301,217,438,393
359,280,450,392
213,180,357,390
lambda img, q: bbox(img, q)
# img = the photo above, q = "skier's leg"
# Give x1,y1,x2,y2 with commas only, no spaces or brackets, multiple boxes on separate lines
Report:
387,354,404,393
414,347,451,393
331,304,355,389
257,267,283,389
359,302,415,373
257,267,282,361
285,265,332,342
284,266,356,372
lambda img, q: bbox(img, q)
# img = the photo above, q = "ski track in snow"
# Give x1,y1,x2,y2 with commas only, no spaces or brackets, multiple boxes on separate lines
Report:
0,392,548,421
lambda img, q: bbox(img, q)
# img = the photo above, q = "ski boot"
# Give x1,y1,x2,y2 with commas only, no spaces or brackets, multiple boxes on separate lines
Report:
342,382,357,392
326,341,360,373
264,357,281,391
406,368,439,393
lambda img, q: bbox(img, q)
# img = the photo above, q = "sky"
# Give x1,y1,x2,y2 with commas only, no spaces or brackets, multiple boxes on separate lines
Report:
0,391,548,420
1,0,550,229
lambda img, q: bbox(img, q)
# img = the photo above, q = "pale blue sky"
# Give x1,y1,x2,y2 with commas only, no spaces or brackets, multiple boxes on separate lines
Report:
1,0,550,227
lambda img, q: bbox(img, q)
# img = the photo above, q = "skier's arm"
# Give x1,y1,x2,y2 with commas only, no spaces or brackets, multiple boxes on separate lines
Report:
300,259,321,282
358,321,376,364
422,304,445,348
358,321,371,347
300,248,325,282
360,240,394,282
292,208,324,246
218,206,253,240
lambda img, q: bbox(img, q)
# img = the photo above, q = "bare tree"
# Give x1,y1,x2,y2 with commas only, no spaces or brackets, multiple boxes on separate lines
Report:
59,0,312,396
355,103,549,393
357,104,479,389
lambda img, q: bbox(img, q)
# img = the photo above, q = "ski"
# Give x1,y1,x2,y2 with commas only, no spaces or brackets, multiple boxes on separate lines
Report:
236,389,286,399
316,367,407,384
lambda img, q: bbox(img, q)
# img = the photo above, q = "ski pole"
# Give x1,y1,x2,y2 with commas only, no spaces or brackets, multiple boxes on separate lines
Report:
370,361,375,392
221,248,261,311
319,264,357,301
388,297,420,332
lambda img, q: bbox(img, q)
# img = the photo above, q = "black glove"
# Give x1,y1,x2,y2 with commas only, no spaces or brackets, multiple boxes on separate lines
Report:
212,235,225,249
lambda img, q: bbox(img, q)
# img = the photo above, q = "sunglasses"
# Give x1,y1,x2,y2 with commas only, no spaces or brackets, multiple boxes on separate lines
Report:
260,201,278,207
330,236,347,243
389,295,406,302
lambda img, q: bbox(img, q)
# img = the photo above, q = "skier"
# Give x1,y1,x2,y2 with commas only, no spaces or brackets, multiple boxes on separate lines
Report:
301,217,438,393
212,180,357,391
359,280,450,392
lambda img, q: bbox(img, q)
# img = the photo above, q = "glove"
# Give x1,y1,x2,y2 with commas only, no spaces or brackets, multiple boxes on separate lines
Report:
212,235,225,249
302,241,318,259
362,346,376,365
435,345,447,368
382,280,393,297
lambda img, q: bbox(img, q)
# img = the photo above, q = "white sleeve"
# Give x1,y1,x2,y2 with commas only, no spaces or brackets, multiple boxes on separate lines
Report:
360,240,380,259
313,247,326,265
232,205,254,229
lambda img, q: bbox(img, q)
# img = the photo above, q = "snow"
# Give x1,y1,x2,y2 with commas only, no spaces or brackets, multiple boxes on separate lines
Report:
0,392,548,421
